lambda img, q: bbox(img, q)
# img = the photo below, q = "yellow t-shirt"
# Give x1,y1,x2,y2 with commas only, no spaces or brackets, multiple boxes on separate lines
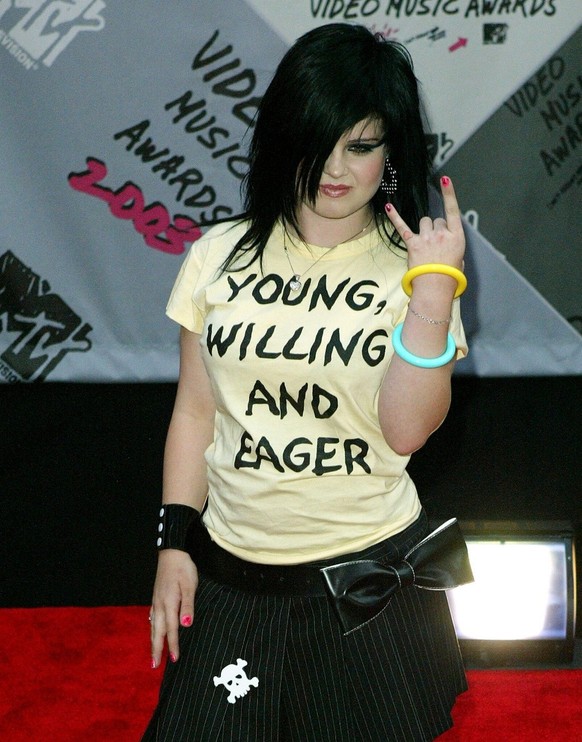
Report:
166,220,467,564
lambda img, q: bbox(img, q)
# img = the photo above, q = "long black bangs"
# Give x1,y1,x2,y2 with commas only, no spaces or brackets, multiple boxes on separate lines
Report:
293,102,386,208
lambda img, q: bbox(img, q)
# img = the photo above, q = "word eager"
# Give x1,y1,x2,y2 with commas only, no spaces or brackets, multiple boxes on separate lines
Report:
235,431,371,475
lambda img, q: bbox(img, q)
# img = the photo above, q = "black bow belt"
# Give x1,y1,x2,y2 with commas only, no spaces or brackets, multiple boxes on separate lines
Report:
321,518,474,634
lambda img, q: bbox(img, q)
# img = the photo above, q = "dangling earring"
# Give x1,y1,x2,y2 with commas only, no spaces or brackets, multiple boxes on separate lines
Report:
380,158,397,196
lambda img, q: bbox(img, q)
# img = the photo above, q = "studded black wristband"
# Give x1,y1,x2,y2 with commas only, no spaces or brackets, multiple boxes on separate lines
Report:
156,504,199,551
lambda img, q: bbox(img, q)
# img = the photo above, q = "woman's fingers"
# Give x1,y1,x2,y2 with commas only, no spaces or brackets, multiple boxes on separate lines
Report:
149,553,198,669
384,201,414,243
418,216,434,235
384,176,465,269
440,176,463,234
150,607,172,669
385,177,463,240
150,597,183,668
165,608,180,665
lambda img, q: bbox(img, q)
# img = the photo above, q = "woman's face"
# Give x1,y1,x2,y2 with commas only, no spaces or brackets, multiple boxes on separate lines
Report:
298,118,387,228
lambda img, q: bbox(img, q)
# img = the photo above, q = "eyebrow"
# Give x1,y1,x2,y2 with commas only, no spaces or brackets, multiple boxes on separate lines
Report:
347,138,384,146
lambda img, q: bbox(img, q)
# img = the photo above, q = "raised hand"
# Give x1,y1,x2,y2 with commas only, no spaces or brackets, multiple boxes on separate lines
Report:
384,176,465,272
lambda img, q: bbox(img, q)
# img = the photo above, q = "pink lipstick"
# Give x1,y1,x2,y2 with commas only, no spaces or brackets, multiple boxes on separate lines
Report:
319,184,350,198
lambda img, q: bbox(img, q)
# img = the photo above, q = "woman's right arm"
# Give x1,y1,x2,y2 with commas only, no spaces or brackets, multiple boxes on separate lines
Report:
150,327,216,669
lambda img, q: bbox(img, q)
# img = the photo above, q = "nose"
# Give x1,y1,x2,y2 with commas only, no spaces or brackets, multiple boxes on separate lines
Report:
323,147,347,179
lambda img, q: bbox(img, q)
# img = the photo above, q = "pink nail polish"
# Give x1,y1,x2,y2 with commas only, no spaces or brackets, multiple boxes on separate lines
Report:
181,615,192,627
385,203,392,213
441,176,450,187
151,658,157,670
170,652,177,663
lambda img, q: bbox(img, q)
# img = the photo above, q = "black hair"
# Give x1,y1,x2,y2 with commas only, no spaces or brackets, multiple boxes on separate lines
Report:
222,23,432,272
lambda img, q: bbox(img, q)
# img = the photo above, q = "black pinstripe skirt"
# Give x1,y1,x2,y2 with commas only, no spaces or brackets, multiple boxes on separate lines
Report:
142,511,467,741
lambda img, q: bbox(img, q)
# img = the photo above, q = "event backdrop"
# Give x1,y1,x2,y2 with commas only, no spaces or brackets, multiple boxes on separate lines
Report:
1,0,580,382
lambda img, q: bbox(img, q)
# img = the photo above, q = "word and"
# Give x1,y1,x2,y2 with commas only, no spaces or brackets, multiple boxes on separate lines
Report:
68,157,201,254
245,380,338,419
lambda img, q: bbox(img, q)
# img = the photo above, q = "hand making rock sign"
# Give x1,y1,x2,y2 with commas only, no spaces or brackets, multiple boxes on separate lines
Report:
385,175,465,273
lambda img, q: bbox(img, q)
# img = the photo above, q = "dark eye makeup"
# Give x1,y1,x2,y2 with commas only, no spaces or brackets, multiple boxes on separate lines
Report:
347,140,385,154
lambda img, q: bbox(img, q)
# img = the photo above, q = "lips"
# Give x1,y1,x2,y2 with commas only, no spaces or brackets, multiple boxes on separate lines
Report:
319,184,351,198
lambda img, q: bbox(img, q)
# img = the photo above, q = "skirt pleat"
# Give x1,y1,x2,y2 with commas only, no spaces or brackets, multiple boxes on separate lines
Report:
343,587,467,741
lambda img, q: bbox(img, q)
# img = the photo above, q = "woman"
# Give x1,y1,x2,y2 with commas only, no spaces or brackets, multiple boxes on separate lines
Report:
143,23,471,741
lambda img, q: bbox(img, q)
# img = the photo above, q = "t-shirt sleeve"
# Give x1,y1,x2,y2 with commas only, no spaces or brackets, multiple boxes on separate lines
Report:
165,241,207,333
165,221,245,333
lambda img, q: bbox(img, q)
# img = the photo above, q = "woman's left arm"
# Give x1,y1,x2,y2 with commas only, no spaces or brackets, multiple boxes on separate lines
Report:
379,177,466,456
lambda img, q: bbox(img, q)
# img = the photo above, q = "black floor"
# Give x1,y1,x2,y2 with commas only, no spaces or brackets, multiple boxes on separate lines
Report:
2,377,581,632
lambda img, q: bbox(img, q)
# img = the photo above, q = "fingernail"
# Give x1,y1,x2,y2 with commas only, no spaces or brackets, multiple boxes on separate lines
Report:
385,203,392,213
441,176,450,187
151,658,157,670
170,652,177,663
181,615,192,627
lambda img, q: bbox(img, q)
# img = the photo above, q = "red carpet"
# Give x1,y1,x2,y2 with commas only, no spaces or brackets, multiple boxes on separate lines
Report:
0,607,580,741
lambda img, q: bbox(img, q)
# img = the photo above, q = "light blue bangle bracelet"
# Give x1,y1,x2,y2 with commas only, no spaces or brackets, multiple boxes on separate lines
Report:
391,322,456,368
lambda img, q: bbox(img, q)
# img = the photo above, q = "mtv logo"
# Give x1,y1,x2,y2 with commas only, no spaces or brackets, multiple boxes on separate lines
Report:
0,251,93,381
483,24,509,46
0,0,106,67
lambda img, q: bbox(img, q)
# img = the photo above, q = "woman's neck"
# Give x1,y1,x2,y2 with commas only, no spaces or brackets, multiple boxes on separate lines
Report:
294,207,374,248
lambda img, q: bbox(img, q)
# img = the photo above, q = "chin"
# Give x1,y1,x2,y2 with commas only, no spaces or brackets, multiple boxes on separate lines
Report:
313,200,364,219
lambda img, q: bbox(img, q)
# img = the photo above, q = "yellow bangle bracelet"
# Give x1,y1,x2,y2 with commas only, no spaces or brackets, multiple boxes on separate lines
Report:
401,264,467,299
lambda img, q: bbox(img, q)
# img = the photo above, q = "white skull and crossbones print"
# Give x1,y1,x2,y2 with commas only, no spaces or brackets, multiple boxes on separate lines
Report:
213,658,259,704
